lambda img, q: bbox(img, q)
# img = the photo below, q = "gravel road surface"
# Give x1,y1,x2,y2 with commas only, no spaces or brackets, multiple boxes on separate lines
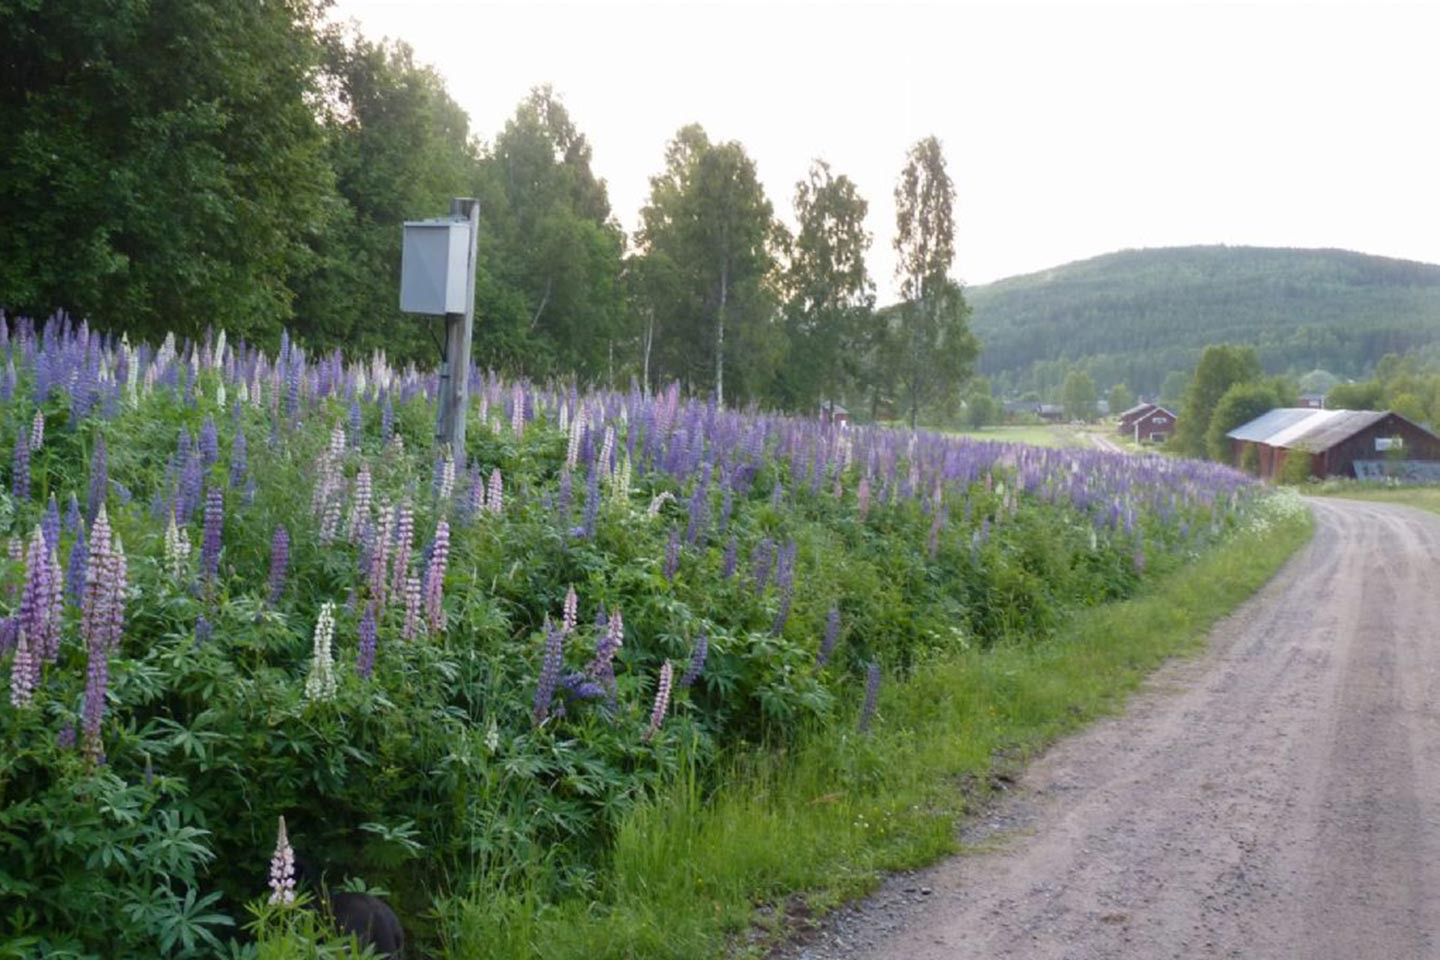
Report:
778,497,1440,960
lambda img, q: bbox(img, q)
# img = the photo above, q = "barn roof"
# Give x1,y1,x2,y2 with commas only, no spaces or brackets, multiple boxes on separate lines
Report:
1226,408,1316,443
1286,410,1390,452
1227,407,1429,453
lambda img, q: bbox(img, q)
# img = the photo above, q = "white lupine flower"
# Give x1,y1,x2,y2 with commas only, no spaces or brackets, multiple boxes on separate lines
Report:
303,602,338,702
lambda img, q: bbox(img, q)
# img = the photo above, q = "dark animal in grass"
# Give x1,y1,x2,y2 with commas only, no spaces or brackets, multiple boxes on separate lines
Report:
293,855,405,958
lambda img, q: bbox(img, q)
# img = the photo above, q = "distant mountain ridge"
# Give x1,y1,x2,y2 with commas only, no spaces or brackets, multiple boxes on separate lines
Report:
966,245,1440,396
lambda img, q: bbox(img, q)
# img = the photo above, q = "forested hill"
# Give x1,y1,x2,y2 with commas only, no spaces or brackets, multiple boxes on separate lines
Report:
968,246,1440,396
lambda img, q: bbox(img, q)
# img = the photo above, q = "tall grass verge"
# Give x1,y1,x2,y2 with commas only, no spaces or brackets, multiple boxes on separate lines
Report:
436,495,1314,958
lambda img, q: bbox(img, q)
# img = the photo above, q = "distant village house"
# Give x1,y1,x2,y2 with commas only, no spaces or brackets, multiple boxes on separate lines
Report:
1116,402,1178,444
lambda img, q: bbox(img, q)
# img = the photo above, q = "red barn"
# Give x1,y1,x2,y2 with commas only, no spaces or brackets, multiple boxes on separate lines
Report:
1226,408,1440,481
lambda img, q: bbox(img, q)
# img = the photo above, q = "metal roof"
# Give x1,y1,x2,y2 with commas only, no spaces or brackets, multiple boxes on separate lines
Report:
1227,407,1400,452
1226,408,1316,443
1287,410,1391,452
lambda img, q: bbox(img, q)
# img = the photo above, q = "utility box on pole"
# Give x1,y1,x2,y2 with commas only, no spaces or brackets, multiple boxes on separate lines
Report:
400,199,479,454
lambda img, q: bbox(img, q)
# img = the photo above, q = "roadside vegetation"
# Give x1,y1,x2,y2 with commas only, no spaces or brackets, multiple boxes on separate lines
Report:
1310,482,1440,516
0,316,1280,957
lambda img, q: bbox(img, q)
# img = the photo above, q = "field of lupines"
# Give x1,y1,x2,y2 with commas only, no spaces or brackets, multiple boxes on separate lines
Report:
0,313,1259,956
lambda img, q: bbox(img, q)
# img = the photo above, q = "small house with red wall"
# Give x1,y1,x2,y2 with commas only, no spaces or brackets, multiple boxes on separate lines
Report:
1116,402,1177,443
1226,408,1440,481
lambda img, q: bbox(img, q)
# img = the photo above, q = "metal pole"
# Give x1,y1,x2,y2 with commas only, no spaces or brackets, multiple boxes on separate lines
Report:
437,197,479,453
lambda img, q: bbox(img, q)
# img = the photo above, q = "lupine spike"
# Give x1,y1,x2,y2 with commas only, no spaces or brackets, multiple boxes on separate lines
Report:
303,601,338,702
268,816,296,906
643,661,674,741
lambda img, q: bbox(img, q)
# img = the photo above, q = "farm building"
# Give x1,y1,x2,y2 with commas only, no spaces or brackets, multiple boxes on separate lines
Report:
1225,408,1440,481
1116,402,1178,443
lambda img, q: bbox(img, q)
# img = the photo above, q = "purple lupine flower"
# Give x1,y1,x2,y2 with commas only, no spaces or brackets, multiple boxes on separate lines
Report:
86,434,107,521
201,487,224,583
195,615,212,646
56,721,75,751
750,539,775,595
717,484,734,537
379,391,394,443
581,463,601,538
532,622,565,726
721,537,738,580
268,816,296,906
557,670,605,702
556,467,572,520
267,526,289,604
643,661,674,742
858,477,872,520
199,416,219,469
586,607,623,704
858,661,882,733
423,519,449,632
770,481,784,512
679,633,708,688
178,437,204,523
64,492,81,533
65,524,87,608
816,606,841,670
776,541,796,592
11,424,29,500
229,429,248,489
42,494,60,552
0,617,15,656
662,526,681,581
348,398,362,445
356,602,378,679
81,635,109,764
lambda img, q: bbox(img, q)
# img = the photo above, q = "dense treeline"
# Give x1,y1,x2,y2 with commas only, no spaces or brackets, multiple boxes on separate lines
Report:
969,246,1440,398
0,1,977,417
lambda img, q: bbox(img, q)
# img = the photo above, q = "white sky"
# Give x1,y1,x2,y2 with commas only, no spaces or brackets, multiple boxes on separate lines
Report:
330,0,1440,300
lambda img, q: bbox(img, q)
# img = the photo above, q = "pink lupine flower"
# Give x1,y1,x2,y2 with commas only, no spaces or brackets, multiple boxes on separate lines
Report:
487,468,503,515
643,661,674,742
8,628,36,708
268,816,296,905
402,574,422,641
389,501,414,599
368,502,393,606
346,462,372,543
19,528,61,663
80,507,125,653
561,585,578,636
423,520,449,632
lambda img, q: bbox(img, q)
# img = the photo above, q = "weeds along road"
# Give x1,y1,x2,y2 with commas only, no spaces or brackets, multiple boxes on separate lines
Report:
785,497,1440,960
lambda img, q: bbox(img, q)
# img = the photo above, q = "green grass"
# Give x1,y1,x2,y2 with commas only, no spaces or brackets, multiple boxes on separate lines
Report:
1313,483,1440,516
436,498,1314,959
946,424,1080,448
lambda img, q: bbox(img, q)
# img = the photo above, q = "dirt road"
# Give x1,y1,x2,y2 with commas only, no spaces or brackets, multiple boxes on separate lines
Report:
783,498,1440,960
1082,431,1125,454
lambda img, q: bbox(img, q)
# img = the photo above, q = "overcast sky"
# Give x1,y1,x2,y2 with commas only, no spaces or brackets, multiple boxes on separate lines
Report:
330,0,1440,300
